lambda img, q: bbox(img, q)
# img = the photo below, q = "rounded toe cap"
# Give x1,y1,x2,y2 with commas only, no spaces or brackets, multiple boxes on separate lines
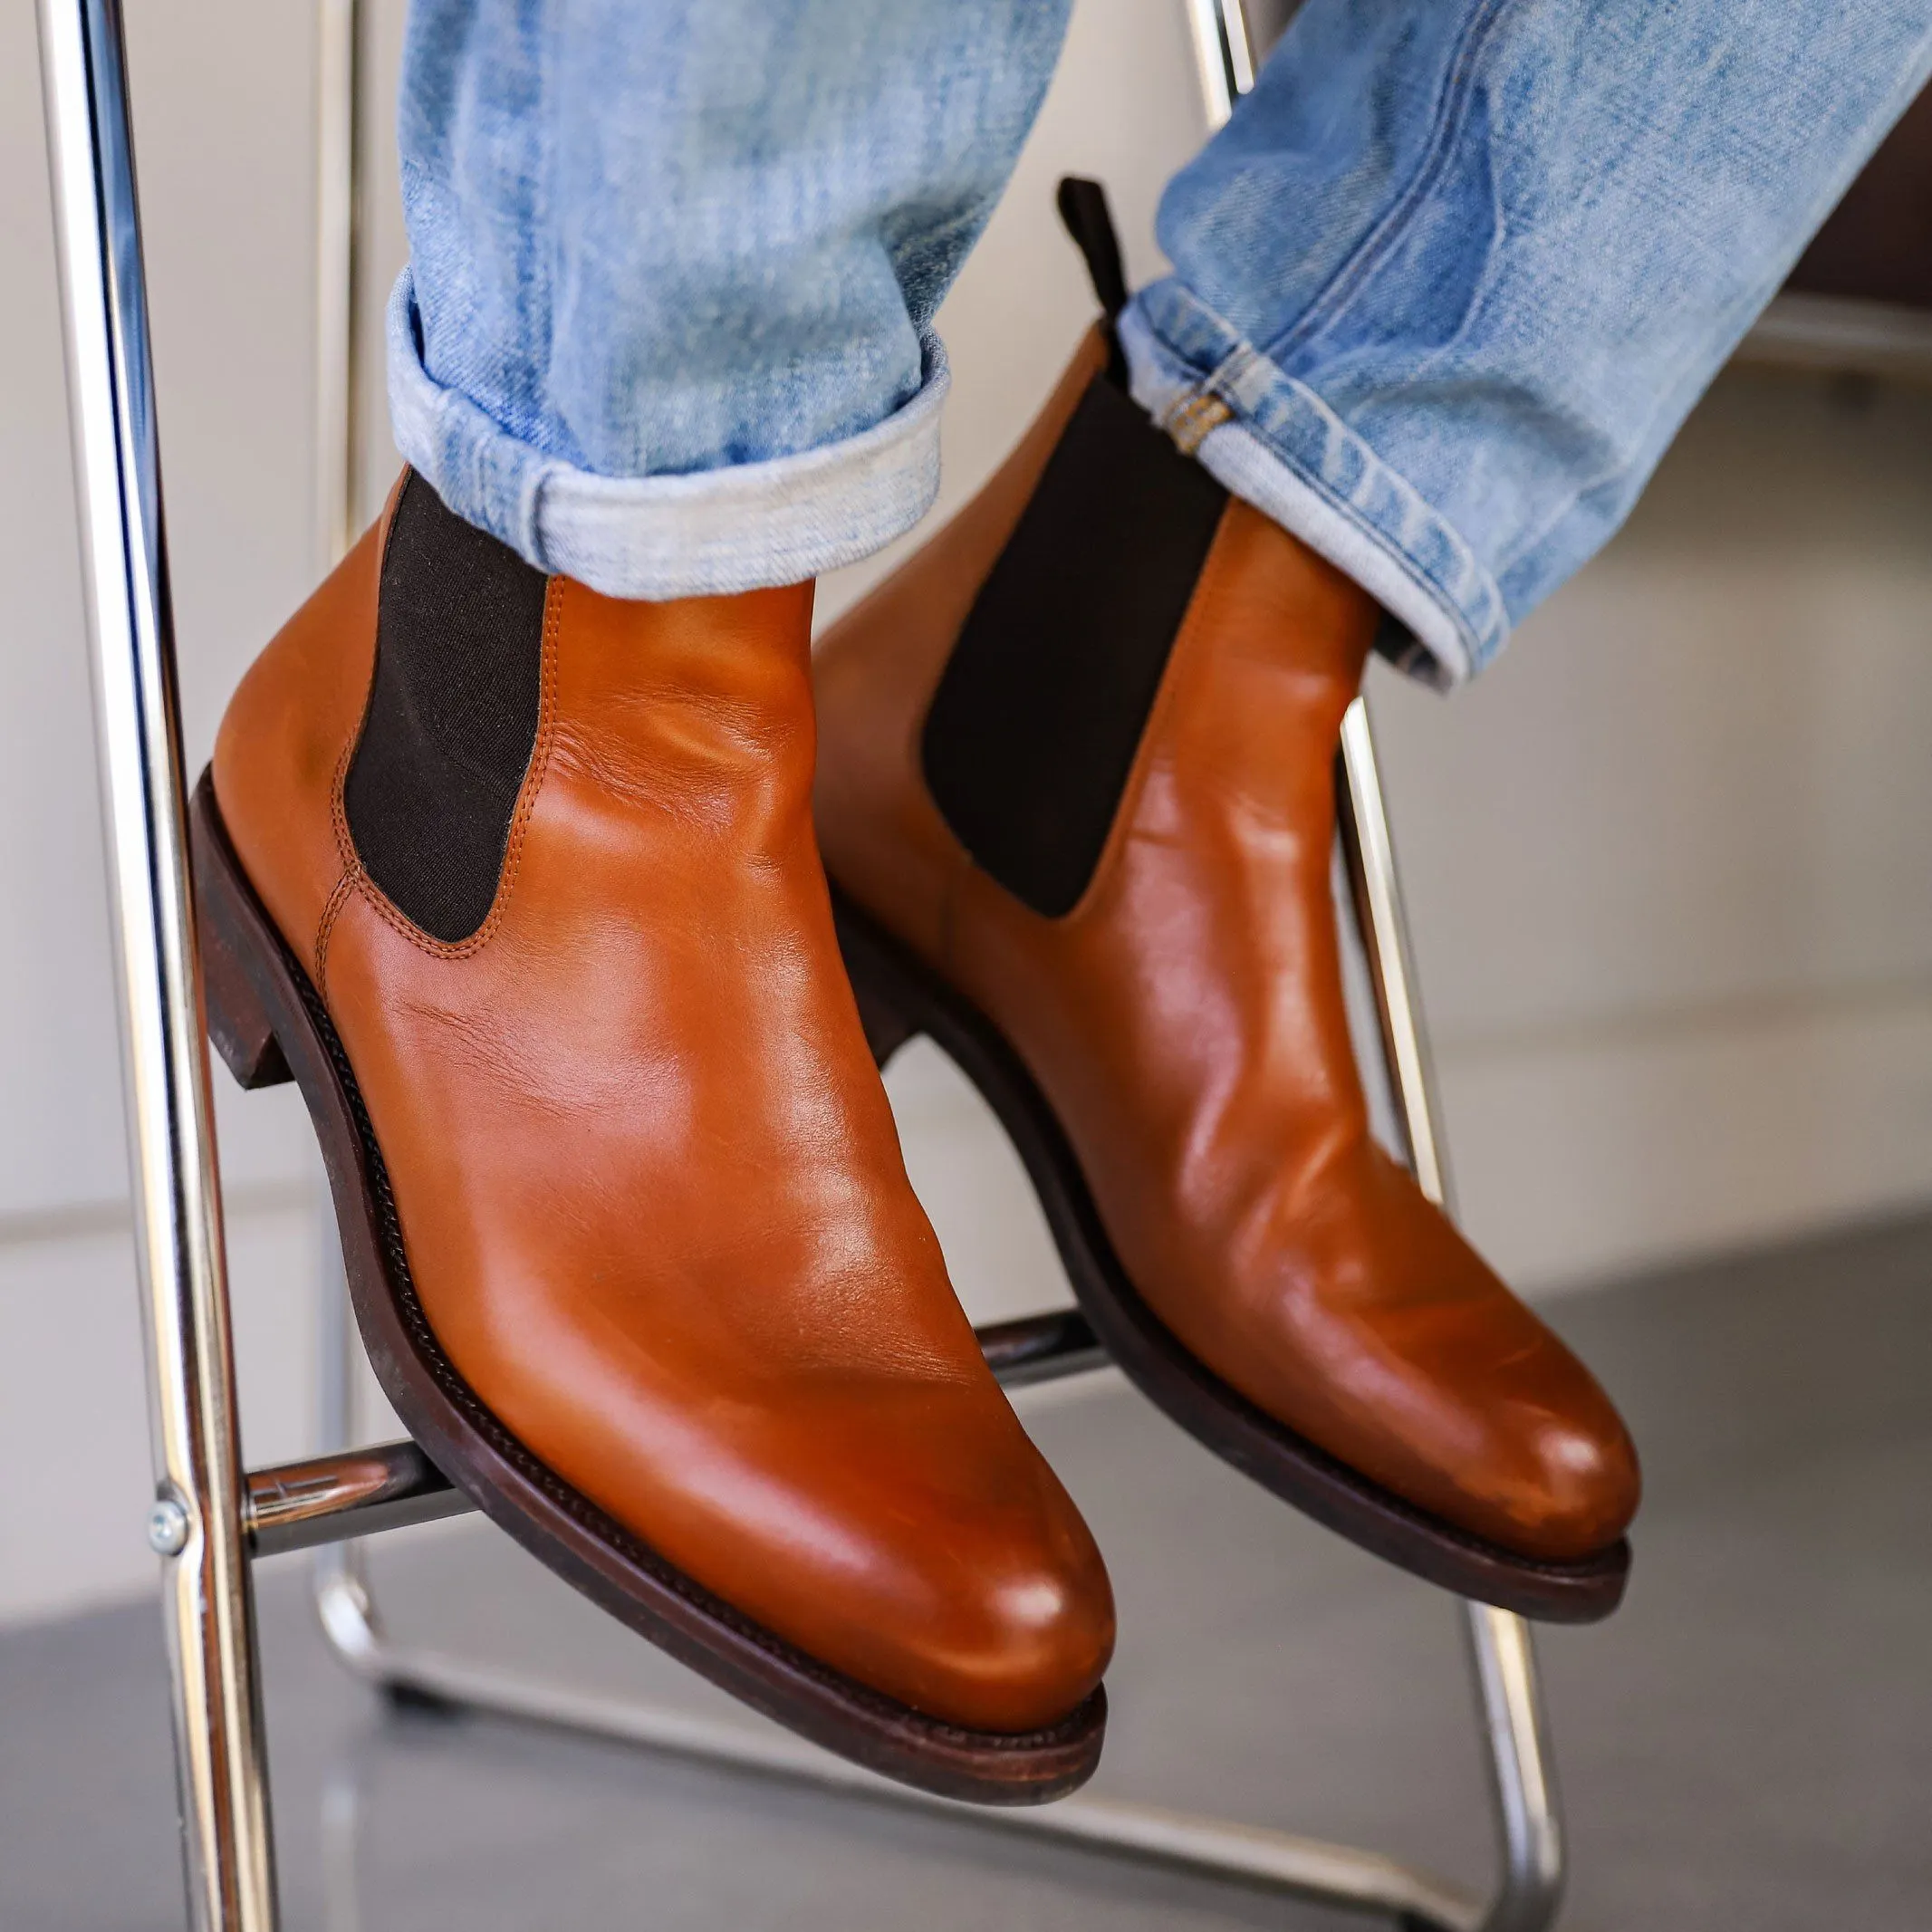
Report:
896,1489,1117,1734
661,1388,1117,1736
1385,1199,1644,1563
1492,1393,1642,1562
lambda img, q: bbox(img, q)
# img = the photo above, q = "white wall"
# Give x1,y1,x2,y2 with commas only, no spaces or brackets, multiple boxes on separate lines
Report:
5,0,1932,1624
1378,373,1932,1288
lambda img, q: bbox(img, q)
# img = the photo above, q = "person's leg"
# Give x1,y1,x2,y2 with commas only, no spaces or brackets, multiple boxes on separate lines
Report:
812,7,1932,1614
202,0,1119,1796
391,0,1072,597
813,218,1641,1617
1127,0,1932,686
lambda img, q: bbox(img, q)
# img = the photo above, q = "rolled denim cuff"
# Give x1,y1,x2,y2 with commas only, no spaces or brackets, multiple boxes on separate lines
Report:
387,271,948,599
1120,284,1507,690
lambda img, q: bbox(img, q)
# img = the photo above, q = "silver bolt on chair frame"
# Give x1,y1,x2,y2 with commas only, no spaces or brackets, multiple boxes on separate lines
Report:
34,0,1566,1924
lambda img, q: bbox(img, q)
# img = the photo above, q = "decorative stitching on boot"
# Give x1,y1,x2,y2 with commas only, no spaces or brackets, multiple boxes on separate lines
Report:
313,739,362,998
313,865,359,999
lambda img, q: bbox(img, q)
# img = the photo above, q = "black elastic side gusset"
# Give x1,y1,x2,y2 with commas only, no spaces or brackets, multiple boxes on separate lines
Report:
920,373,1228,918
343,473,548,944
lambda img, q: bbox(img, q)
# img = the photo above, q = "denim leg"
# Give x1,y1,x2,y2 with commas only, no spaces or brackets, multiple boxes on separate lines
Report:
389,0,1071,596
1123,0,1932,686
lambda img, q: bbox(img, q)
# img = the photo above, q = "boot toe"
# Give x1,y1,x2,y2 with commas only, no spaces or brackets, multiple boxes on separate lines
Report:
882,1467,1116,1733
1366,1182,1643,1563
1483,1391,1641,1562
745,1395,1117,1733
488,1331,1117,1735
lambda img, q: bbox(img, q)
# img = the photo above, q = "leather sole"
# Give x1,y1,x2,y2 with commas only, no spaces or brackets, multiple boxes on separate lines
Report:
831,885,1631,1625
187,772,1106,1804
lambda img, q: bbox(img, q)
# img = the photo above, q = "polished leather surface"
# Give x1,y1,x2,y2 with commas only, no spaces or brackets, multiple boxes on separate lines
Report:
813,348,1640,1563
213,486,1114,1731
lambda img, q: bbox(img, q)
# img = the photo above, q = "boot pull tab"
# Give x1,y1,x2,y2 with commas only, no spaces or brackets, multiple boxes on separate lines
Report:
1057,177,1130,384
1056,176,1129,322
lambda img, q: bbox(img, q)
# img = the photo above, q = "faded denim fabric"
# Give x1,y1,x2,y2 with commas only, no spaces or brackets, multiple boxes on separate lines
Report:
389,0,1072,597
1124,0,1932,684
394,0,1932,667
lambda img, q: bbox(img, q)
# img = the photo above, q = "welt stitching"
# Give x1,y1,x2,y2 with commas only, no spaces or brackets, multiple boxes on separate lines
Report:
1262,0,1516,366
353,572,563,960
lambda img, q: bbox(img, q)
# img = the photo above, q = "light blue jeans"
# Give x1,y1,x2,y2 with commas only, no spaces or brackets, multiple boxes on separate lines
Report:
390,0,1932,686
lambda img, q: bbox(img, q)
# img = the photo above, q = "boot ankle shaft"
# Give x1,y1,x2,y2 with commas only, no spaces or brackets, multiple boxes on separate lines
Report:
345,475,819,942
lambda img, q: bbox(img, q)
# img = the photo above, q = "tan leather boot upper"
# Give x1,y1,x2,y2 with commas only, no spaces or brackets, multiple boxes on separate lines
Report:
212,483,1114,1731
813,339,1640,1563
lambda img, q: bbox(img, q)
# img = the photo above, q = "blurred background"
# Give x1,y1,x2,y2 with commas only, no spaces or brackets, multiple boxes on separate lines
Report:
4,0,1932,1926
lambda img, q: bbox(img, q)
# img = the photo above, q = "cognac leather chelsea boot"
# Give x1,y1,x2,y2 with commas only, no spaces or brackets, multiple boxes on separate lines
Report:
191,471,1113,1800
810,187,1640,1623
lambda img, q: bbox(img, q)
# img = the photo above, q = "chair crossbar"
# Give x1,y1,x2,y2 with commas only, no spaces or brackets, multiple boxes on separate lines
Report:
245,1310,1107,1559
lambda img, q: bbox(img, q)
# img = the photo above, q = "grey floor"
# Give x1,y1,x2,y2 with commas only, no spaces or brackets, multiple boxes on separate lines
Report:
5,1216,1931,1931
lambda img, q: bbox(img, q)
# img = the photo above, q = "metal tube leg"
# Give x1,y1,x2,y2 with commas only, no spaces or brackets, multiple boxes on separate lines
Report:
312,0,367,573
320,1754,366,1932
1465,1605,1563,1932
313,1206,382,1668
1338,705,1565,1932
308,0,381,1677
35,0,279,1927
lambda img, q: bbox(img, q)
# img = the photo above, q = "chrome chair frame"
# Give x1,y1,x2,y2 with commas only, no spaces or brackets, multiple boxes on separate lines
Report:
34,0,1565,1924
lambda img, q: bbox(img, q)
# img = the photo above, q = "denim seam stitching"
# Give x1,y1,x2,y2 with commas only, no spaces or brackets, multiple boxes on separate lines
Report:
1165,324,1496,668
1260,0,1517,366
1217,398,1491,669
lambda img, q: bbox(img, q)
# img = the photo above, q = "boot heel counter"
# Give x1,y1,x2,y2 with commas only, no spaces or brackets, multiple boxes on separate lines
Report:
189,776,293,1090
